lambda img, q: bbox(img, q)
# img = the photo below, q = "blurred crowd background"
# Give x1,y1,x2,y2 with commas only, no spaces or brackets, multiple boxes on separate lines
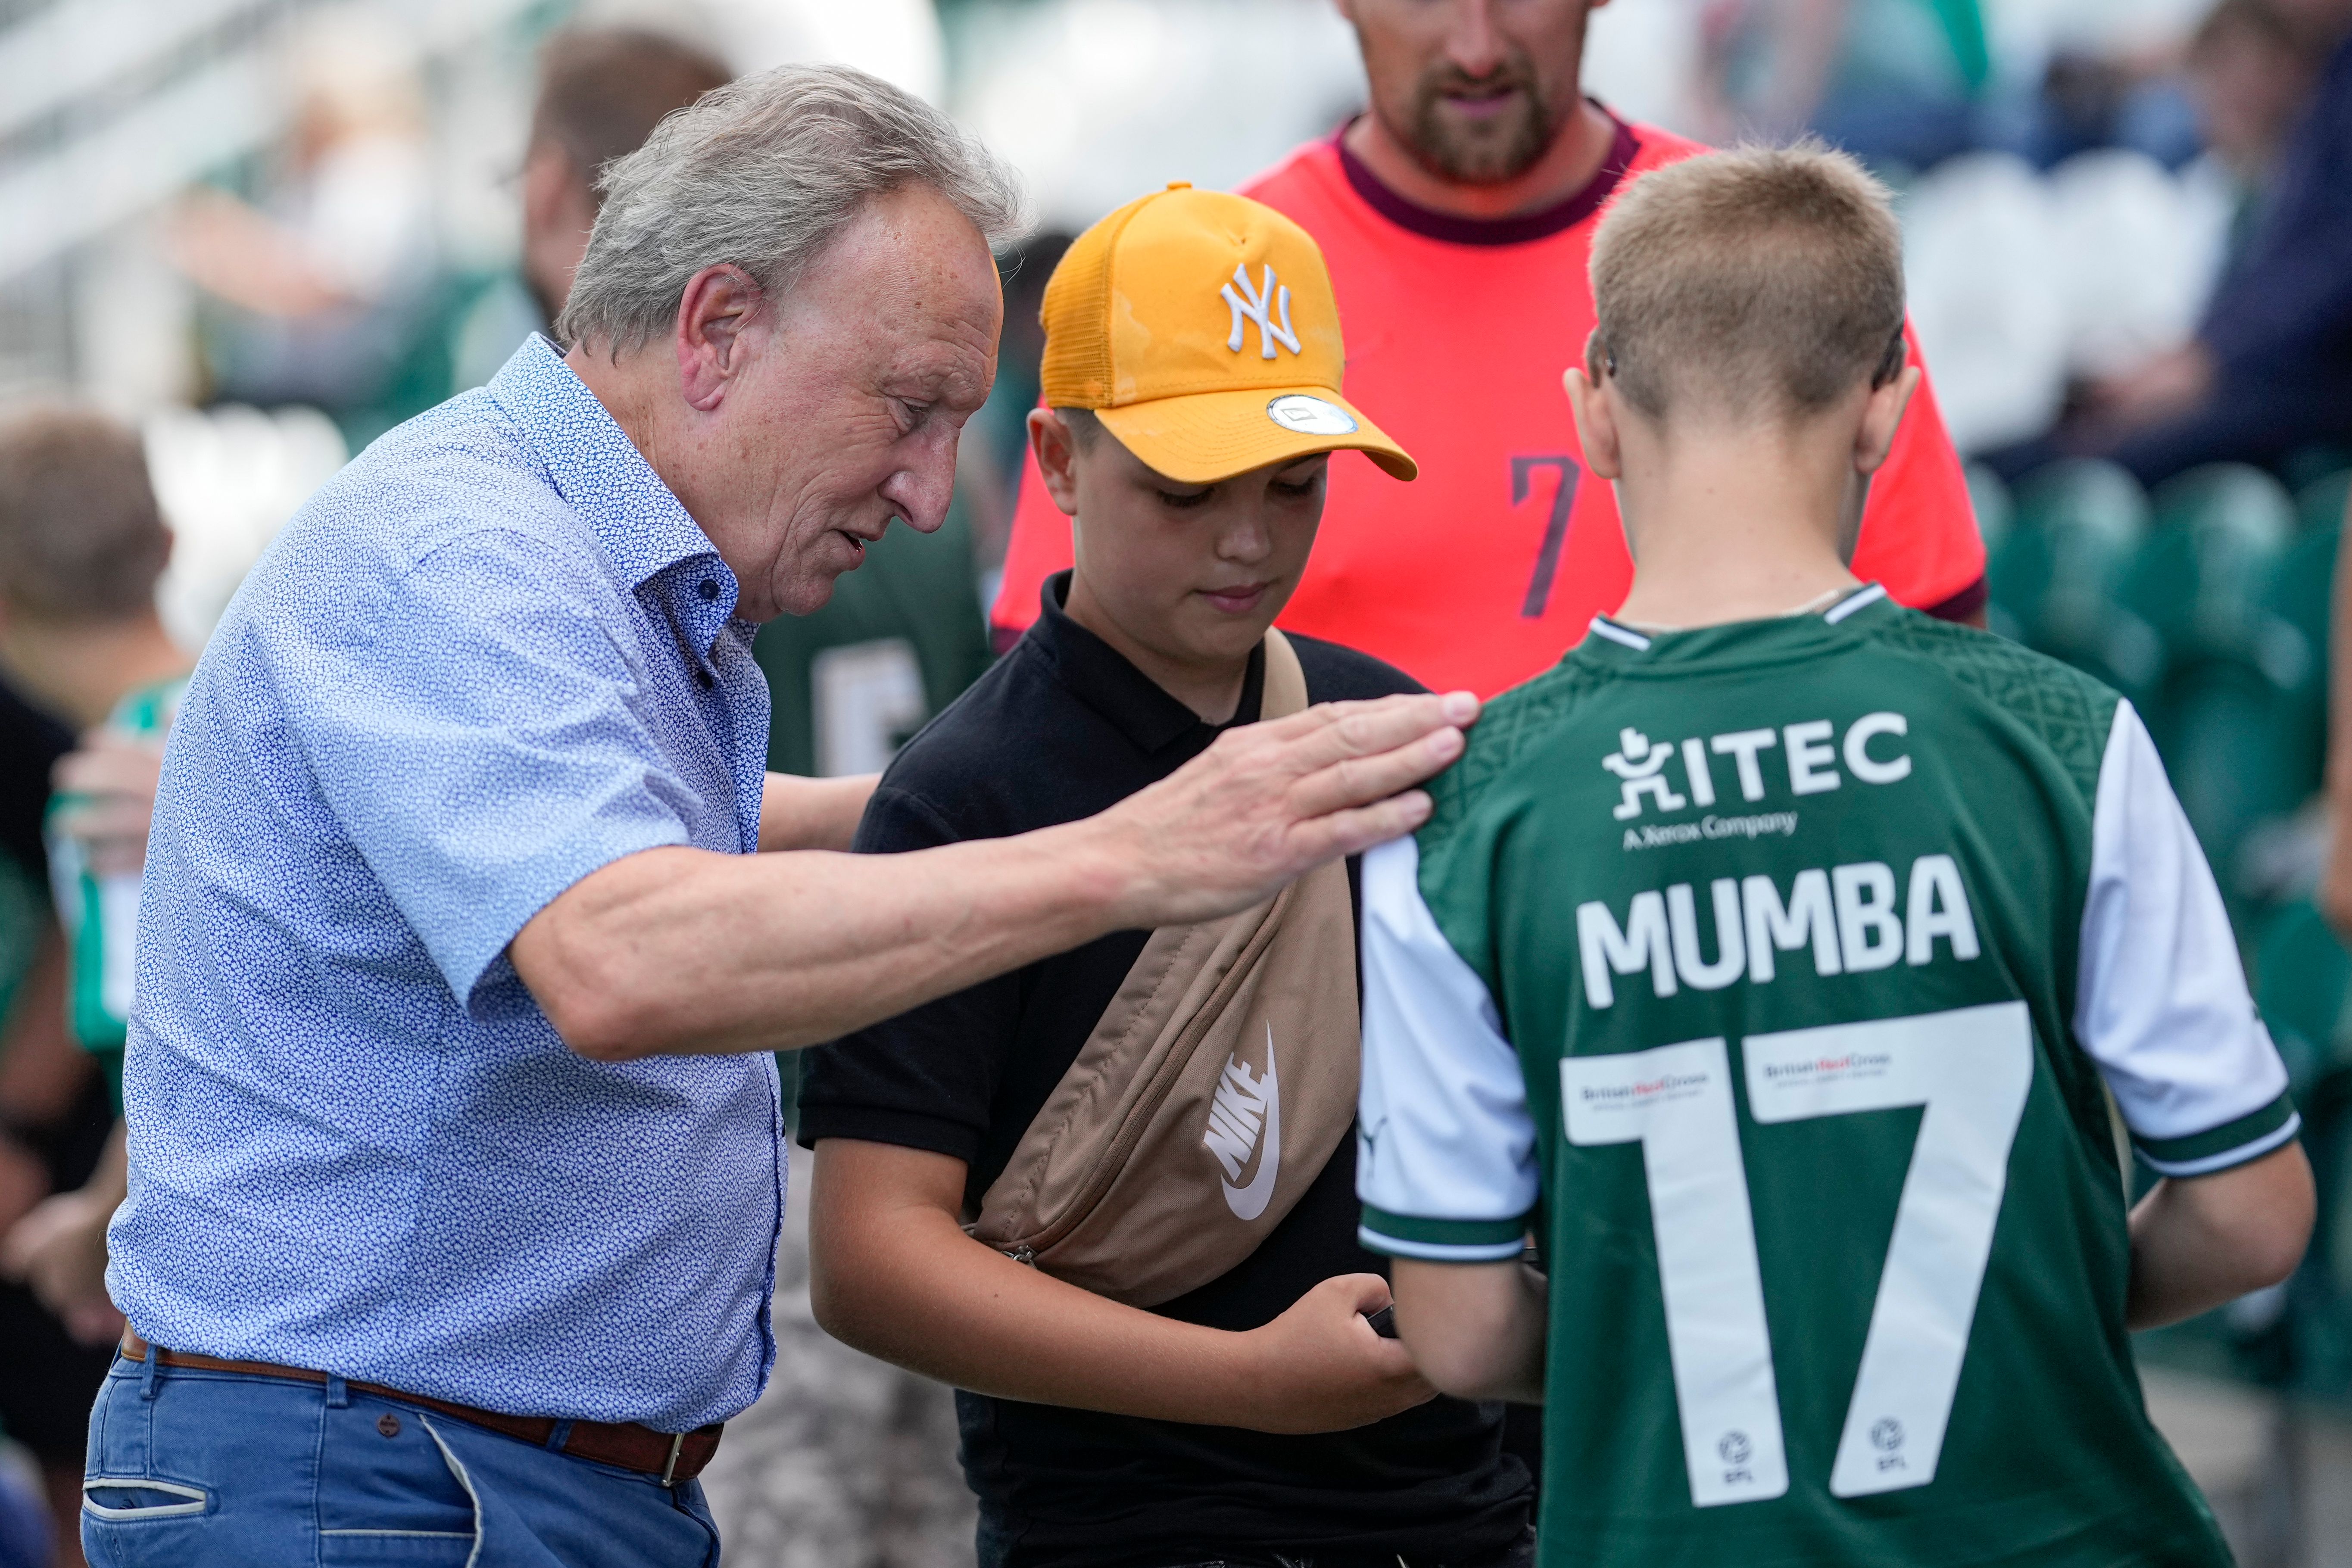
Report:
0,0,2349,1564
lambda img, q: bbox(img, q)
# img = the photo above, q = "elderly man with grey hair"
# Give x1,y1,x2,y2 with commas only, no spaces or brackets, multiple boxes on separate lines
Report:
84,66,1475,1568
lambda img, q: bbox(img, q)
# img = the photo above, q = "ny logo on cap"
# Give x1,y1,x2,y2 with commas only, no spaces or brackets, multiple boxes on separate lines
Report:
1221,264,1301,360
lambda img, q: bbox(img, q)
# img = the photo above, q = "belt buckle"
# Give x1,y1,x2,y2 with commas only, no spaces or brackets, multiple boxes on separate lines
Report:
659,1431,685,1487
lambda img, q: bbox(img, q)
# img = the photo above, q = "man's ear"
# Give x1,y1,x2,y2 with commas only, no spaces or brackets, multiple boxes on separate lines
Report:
1855,364,1922,477
674,264,767,413
1029,408,1084,518
1563,332,1623,482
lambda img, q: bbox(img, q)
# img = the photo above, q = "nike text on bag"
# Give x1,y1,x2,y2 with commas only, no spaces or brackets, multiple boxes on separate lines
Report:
969,631,1360,1307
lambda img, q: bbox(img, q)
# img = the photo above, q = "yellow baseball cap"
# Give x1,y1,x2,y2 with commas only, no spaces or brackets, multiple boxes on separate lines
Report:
1037,182,1416,485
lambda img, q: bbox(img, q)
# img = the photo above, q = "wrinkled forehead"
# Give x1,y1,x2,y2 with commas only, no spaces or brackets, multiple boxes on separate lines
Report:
806,187,1002,333
774,192,1002,384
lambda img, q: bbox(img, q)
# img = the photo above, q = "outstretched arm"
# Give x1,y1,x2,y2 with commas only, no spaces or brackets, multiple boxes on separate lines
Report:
514,692,1475,1059
808,1138,1433,1434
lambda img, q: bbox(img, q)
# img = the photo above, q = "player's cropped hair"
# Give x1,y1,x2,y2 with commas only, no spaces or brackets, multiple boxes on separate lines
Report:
558,62,1027,354
0,399,170,621
1589,141,1906,422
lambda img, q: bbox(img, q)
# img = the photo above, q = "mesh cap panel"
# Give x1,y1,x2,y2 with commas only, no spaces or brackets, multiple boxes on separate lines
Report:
1038,190,1160,408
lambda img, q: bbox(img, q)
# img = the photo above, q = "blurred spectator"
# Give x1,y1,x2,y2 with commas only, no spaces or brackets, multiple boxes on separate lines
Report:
448,26,732,386
2188,0,2326,201
2054,0,2352,483
0,402,192,1568
520,29,733,326
167,10,437,446
2003,44,2209,172
1697,0,1993,170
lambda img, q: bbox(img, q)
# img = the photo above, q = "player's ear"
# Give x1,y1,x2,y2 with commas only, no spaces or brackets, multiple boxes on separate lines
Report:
1854,363,1921,477
1029,408,1084,517
1563,341,1622,483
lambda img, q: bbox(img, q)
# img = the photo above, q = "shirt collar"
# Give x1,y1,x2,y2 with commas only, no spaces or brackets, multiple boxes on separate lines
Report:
488,334,737,607
1578,583,1893,669
1029,570,1266,755
1332,104,1640,248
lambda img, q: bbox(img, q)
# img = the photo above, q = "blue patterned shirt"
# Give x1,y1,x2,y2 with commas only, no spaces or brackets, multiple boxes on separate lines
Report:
111,335,783,1431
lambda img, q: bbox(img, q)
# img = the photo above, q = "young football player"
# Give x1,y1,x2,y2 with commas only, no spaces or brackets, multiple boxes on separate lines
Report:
798,185,1534,1567
1355,143,2315,1568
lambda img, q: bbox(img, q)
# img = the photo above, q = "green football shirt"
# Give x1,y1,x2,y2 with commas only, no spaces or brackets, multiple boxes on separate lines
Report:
44,673,188,1110
1356,585,2293,1568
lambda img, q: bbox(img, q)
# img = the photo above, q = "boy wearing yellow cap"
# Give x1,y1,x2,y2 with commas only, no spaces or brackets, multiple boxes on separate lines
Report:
795,186,1534,1568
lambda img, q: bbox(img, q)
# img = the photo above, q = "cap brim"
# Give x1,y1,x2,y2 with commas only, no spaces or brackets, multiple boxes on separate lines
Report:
1094,385,1417,484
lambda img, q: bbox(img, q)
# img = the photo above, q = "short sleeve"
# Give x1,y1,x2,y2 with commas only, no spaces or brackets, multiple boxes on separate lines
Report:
276,531,692,1002
2075,700,2298,1175
794,785,1022,1163
1849,337,1989,617
1356,834,1538,1262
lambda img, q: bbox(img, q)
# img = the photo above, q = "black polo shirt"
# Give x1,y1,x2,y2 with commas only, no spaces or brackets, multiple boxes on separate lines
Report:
797,575,1531,1568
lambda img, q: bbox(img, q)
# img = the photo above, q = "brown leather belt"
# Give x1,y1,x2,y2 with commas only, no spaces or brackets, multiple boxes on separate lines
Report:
119,1330,723,1485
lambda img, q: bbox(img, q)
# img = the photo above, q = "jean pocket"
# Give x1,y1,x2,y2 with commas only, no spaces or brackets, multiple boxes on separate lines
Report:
81,1479,208,1523
318,1404,478,1565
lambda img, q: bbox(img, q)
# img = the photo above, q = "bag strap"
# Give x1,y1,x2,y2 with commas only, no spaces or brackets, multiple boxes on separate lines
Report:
968,630,1321,1260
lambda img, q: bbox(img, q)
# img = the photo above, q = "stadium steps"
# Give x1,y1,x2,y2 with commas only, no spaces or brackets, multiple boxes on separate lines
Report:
1984,457,2158,692
2009,458,2352,1421
2107,466,2297,889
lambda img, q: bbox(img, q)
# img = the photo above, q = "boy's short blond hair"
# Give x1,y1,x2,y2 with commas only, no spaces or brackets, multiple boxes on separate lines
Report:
1590,142,1906,423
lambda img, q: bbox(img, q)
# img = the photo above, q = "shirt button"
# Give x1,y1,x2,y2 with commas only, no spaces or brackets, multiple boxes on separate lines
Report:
698,579,720,602
696,668,715,690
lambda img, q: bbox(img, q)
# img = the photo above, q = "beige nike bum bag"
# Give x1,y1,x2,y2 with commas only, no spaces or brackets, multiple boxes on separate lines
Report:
966,630,1362,1308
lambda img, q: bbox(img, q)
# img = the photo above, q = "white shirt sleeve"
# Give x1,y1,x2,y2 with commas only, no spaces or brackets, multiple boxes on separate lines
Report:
2074,700,2298,1175
1356,835,1540,1261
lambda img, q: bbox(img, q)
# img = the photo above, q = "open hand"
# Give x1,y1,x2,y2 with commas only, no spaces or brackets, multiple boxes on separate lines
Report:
1101,691,1478,929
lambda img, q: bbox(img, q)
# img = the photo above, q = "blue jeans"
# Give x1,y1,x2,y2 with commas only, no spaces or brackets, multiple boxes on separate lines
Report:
81,1350,721,1567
